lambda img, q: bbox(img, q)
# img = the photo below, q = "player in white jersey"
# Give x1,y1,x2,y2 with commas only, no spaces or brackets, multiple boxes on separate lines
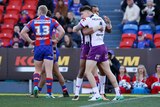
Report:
73,5,124,101
72,6,111,101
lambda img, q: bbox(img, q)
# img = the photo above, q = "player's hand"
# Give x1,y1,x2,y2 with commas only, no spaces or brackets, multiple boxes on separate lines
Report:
103,16,111,24
30,41,35,45
99,26,103,32
52,39,58,45
73,26,77,32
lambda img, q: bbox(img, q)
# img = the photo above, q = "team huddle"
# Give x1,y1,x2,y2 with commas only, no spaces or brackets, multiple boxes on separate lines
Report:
20,5,124,101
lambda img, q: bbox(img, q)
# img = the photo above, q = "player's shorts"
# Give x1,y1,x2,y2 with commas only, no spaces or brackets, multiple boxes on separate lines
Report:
54,48,60,63
34,45,53,61
87,44,108,62
80,44,90,60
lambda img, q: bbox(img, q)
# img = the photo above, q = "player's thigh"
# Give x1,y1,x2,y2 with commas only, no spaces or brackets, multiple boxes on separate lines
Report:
98,60,113,76
79,59,86,72
34,60,43,73
85,60,97,73
44,59,53,73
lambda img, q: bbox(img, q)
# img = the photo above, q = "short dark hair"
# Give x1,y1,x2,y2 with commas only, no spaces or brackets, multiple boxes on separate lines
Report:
91,5,98,9
79,5,92,12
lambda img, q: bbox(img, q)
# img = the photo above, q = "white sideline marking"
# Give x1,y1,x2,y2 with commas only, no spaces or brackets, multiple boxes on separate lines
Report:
80,94,160,107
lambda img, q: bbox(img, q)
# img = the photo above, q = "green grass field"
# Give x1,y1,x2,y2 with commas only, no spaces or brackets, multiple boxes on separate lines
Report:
0,94,160,107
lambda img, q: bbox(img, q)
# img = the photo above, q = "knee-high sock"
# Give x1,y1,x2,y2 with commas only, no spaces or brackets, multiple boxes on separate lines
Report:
46,78,53,95
75,77,83,96
33,73,40,86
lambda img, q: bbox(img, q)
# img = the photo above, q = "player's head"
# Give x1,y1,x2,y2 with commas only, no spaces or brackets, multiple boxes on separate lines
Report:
79,5,92,19
91,5,99,15
37,5,48,16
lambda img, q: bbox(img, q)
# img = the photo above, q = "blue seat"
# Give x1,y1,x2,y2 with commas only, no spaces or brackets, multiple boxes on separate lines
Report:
139,24,153,34
123,24,138,34
156,25,160,33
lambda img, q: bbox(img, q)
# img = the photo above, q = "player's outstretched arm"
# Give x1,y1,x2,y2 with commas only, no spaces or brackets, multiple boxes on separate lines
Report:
20,26,34,44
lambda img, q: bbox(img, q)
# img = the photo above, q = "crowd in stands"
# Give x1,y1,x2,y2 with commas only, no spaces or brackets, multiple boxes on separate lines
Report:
0,0,90,48
118,64,160,94
119,0,160,48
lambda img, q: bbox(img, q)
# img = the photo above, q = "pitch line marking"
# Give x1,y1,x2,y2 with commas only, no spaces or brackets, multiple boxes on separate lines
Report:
80,94,160,107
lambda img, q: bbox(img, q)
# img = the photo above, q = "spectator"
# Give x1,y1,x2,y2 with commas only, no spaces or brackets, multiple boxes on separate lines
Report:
106,50,121,93
60,34,78,48
70,0,82,19
18,10,30,29
121,0,145,12
120,0,140,30
108,50,121,81
132,31,155,48
146,64,160,94
66,25,81,47
54,0,68,18
118,65,131,93
53,0,72,9
53,11,66,28
38,0,54,13
65,11,78,27
131,64,150,94
12,42,20,49
140,0,156,25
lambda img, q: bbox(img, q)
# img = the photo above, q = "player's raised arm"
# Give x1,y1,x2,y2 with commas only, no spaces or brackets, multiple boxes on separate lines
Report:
20,26,34,44
103,16,112,33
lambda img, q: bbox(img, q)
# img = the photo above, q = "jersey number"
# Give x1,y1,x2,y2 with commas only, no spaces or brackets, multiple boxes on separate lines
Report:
35,26,49,35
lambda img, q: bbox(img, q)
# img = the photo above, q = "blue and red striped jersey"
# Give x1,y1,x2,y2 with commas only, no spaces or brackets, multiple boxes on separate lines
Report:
26,15,59,46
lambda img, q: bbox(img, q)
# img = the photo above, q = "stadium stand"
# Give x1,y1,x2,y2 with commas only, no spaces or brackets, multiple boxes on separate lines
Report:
123,24,138,34
139,24,153,35
121,33,136,42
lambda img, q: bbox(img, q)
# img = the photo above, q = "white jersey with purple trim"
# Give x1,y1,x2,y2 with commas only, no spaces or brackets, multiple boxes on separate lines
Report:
80,14,106,46
79,30,91,44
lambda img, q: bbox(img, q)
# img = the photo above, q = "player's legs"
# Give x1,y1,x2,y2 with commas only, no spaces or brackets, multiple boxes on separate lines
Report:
84,60,102,101
97,65,108,100
43,59,53,97
98,60,124,100
53,62,69,97
92,66,99,86
38,64,46,93
33,60,43,98
72,59,86,100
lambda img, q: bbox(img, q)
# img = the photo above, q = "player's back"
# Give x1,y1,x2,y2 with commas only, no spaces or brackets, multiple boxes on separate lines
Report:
28,15,59,46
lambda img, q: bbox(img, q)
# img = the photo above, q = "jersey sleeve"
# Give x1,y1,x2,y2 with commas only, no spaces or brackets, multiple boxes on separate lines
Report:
52,19,60,29
79,17,90,27
25,20,34,30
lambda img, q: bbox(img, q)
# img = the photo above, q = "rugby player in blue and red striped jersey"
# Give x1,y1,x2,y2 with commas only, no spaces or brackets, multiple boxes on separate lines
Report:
21,5,65,98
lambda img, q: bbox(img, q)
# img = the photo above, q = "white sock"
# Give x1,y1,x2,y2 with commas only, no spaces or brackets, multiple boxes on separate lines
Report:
92,87,100,97
114,87,121,96
99,75,106,95
75,77,83,96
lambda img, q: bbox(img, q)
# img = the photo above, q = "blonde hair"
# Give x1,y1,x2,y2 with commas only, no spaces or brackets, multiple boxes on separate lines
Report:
38,5,48,15
136,64,148,81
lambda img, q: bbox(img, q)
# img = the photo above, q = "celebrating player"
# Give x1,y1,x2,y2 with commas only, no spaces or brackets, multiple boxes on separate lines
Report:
73,5,124,101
